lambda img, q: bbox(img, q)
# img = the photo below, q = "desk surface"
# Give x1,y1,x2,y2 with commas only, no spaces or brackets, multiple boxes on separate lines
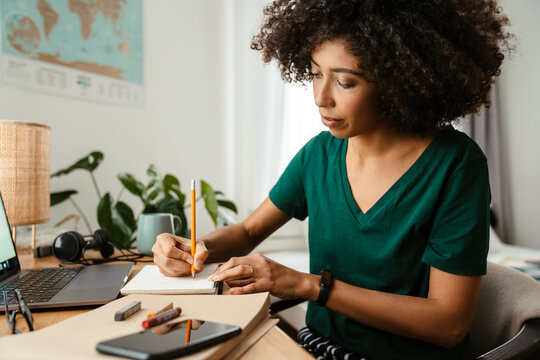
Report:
1,248,313,360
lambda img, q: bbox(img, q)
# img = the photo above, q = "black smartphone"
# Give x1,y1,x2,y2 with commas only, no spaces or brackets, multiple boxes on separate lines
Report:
96,319,241,360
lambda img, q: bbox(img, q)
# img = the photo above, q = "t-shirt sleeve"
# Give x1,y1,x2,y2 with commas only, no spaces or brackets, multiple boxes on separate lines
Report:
422,159,491,276
269,146,308,220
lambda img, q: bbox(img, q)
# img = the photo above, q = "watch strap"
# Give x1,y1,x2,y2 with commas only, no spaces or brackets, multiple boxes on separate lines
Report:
316,270,332,306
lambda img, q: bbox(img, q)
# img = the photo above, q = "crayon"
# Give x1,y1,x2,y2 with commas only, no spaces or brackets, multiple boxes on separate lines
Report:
142,307,182,329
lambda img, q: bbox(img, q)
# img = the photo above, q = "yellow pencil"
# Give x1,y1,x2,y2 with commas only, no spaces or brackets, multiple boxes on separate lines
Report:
146,301,173,319
185,319,193,344
191,179,196,278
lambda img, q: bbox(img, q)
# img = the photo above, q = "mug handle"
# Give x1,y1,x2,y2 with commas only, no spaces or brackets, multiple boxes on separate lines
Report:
172,215,183,235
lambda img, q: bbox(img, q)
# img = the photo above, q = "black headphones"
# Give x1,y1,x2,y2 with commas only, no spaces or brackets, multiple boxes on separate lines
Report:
52,229,114,263
33,229,153,265
33,229,114,263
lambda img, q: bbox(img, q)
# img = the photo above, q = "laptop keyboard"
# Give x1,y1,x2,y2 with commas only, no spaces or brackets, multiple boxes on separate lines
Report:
0,267,84,305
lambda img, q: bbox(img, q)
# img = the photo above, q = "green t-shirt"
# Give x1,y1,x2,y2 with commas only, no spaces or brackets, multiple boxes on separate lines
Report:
269,128,490,360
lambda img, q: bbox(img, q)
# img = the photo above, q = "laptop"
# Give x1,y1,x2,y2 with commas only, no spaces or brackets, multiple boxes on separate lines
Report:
0,192,133,312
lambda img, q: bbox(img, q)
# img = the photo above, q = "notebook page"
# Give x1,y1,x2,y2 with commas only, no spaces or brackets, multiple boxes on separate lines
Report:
121,264,220,294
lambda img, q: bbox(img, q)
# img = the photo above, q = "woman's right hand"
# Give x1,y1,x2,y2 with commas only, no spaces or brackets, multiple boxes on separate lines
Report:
152,233,209,277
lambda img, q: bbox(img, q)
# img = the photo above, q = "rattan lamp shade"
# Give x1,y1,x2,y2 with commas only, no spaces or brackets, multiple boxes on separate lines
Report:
0,120,50,246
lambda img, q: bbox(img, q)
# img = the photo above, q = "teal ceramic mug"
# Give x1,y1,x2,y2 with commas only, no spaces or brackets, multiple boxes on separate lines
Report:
136,213,182,255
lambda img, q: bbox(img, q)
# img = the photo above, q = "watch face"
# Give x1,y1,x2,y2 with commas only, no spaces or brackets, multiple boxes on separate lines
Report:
321,270,332,286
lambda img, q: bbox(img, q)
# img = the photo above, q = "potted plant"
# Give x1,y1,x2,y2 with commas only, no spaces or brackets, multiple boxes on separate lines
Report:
50,151,237,249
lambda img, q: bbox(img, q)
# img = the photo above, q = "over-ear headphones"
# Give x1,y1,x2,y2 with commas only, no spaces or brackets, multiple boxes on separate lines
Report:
51,229,114,263
33,229,152,265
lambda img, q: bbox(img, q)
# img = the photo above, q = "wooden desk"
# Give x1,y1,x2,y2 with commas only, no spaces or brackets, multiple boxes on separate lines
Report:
1,248,313,359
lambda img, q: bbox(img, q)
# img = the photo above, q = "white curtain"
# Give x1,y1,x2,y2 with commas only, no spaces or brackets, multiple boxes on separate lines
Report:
223,0,285,219
222,1,324,249
279,83,325,174
278,84,325,245
461,85,513,243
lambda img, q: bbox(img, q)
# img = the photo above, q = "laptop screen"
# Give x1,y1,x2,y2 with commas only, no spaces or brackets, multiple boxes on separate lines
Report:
0,192,19,282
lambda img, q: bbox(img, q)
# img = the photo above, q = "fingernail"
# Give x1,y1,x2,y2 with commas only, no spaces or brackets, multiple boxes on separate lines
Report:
207,275,215,281
196,261,203,270
186,258,193,264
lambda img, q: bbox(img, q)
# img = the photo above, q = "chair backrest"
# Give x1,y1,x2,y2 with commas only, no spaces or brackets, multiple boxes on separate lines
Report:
466,262,540,358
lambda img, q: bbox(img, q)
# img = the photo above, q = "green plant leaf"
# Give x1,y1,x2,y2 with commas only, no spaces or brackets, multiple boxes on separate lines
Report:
107,215,133,249
97,193,113,229
147,164,159,179
147,187,161,201
51,151,104,177
214,190,224,196
156,195,181,214
97,193,133,249
50,190,78,206
162,174,178,192
117,173,145,198
115,201,137,231
217,199,238,214
146,179,157,190
144,165,165,202
142,203,158,214
200,180,218,227
163,174,185,205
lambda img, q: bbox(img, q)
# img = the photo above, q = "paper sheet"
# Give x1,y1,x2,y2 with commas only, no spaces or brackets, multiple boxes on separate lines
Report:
223,317,278,360
0,292,271,359
121,264,220,295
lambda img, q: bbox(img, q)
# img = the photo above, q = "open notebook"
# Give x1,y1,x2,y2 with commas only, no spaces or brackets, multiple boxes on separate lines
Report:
121,264,220,295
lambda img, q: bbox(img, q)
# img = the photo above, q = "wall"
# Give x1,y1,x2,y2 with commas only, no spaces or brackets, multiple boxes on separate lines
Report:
0,1,232,237
3,1,535,250
498,0,540,247
0,0,306,250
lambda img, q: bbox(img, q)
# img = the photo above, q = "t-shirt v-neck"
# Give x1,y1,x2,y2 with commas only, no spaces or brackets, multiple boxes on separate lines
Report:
340,135,435,221
269,128,490,360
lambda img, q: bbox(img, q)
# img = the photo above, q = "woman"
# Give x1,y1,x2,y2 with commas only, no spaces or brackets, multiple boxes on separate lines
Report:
153,1,511,358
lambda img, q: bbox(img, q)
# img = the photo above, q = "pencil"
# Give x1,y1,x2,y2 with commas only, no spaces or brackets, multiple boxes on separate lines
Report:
185,319,192,344
146,301,173,319
191,179,196,278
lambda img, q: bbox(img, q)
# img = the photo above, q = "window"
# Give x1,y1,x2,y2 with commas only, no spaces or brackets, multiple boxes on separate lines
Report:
278,83,325,173
257,82,324,252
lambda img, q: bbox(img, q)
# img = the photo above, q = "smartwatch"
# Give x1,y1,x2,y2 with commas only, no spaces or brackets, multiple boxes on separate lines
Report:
316,270,333,306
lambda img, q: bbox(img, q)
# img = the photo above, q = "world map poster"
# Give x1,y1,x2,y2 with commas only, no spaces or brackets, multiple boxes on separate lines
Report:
0,0,143,107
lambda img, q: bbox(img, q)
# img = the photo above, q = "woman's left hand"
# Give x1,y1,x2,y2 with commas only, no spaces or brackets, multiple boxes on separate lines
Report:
207,254,314,299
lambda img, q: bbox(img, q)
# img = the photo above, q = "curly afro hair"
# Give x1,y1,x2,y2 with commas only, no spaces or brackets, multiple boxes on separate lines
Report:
251,0,512,135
